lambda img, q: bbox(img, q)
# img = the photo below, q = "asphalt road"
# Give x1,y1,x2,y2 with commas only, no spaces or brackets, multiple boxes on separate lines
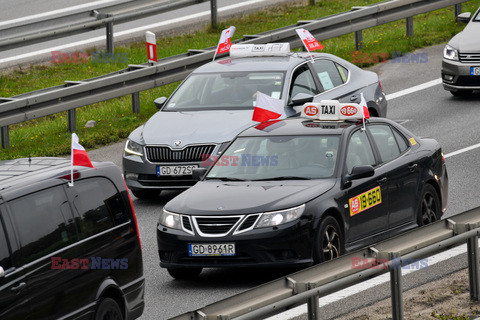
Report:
85,43,480,319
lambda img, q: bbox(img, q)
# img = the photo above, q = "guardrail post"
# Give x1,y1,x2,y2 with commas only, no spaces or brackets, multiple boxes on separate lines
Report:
68,109,77,132
1,126,9,148
454,4,462,18
132,92,140,113
467,234,480,300
307,294,320,320
210,0,218,29
355,30,363,50
310,0,317,5
390,253,404,320
406,16,413,37
106,19,114,55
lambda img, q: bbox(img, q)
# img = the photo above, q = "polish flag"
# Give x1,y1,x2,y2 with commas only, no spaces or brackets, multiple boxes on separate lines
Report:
296,28,324,51
71,133,95,169
254,119,286,132
214,26,236,60
252,91,284,123
360,92,370,120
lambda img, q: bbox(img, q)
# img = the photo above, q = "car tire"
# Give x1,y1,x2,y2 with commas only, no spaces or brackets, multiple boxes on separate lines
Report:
450,90,473,97
313,216,344,264
95,297,123,320
416,184,440,227
131,189,159,199
167,267,203,279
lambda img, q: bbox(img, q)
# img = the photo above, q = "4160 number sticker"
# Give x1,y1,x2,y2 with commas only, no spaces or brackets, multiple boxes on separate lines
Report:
349,186,382,216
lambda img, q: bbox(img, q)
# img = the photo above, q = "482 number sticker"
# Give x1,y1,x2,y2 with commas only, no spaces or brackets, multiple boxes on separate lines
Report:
349,186,382,216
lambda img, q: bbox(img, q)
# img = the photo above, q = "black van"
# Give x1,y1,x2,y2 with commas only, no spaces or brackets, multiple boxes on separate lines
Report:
0,158,144,320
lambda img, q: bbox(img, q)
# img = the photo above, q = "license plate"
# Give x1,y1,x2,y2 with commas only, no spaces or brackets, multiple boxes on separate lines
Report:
156,165,198,176
188,243,235,257
471,67,480,76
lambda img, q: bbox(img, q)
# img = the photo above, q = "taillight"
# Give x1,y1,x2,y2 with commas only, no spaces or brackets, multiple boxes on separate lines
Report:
379,81,385,95
123,180,142,251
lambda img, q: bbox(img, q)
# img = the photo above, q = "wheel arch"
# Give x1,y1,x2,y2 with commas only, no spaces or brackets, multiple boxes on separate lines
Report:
95,279,126,320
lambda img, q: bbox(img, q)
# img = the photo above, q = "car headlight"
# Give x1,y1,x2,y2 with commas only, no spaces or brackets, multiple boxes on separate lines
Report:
443,45,458,61
125,139,144,156
159,209,182,230
256,204,305,228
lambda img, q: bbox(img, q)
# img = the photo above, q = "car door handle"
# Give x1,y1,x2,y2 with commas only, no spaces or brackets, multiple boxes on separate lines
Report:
11,282,26,294
350,95,359,101
377,177,387,185
408,163,418,172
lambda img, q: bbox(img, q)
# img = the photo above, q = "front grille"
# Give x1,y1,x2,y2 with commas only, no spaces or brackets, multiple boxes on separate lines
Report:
238,214,260,231
459,52,480,63
182,216,193,232
456,76,480,86
145,144,216,163
194,216,241,235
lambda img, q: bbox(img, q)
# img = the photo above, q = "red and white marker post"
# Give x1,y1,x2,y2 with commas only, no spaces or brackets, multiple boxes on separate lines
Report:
146,31,157,63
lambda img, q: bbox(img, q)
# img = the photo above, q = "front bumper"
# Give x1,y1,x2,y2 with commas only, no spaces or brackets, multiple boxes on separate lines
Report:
441,58,480,91
157,218,314,268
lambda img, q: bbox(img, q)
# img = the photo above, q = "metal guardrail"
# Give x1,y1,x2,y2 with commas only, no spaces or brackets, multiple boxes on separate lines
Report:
0,0,212,54
0,0,469,148
169,206,480,320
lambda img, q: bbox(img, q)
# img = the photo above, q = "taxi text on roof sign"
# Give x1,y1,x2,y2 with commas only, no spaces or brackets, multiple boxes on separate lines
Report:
301,100,366,121
229,43,291,58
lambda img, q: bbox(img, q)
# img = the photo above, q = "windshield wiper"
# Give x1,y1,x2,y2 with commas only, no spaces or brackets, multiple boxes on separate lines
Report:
205,177,247,181
251,176,311,181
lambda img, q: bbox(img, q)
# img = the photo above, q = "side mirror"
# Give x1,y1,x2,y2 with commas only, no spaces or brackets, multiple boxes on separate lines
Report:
192,168,208,181
154,97,168,109
345,165,375,183
0,266,4,278
456,12,471,23
288,93,314,106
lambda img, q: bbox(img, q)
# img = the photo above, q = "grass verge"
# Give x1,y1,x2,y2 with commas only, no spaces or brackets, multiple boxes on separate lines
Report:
1,0,479,160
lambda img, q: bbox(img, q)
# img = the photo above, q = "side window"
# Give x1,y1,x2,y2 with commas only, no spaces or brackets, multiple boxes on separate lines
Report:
346,130,376,173
393,128,408,153
336,64,349,83
71,178,128,239
0,218,12,270
369,125,402,163
310,60,345,91
289,66,319,99
10,187,77,264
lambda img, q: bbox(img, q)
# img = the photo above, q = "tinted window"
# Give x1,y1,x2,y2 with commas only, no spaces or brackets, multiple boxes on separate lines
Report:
71,178,128,239
336,64,348,83
0,219,12,270
369,125,402,163
10,187,77,264
346,130,376,173
393,128,408,153
311,60,345,90
290,66,319,99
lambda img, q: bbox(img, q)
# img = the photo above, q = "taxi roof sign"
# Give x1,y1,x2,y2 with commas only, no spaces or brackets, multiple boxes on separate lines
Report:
301,100,365,121
229,43,291,58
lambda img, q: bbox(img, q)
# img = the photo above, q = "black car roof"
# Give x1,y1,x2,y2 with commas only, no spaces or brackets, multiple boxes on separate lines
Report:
0,157,108,194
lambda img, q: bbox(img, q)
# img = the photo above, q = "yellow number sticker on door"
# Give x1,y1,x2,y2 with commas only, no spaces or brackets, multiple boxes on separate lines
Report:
349,186,382,216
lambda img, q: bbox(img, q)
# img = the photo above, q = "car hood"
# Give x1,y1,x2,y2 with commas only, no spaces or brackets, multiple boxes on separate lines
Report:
165,179,336,215
141,110,256,146
449,23,480,52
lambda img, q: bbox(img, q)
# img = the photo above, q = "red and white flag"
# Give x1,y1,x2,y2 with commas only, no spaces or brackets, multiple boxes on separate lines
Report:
69,133,95,186
359,92,369,130
296,28,324,51
254,119,286,132
252,91,284,123
213,26,236,60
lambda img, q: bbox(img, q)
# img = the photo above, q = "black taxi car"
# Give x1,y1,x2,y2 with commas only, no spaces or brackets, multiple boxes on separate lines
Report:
157,101,448,279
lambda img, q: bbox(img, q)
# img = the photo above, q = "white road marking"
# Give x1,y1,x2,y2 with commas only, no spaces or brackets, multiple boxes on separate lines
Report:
385,78,442,100
0,0,270,65
444,142,480,159
0,0,118,28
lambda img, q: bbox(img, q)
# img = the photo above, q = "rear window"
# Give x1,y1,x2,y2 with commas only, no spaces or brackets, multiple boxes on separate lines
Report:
70,178,129,239
9,186,77,264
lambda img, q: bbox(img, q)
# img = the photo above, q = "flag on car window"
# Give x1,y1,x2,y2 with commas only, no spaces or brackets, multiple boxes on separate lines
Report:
71,133,96,169
252,91,284,123
296,28,324,51
359,92,370,131
213,26,236,60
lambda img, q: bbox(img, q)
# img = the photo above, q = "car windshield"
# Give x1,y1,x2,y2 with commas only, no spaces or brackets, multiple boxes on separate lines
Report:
163,72,285,110
205,135,340,181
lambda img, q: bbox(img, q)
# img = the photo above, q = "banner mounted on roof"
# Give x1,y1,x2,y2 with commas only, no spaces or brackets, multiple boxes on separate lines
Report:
213,26,236,61
301,101,366,121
